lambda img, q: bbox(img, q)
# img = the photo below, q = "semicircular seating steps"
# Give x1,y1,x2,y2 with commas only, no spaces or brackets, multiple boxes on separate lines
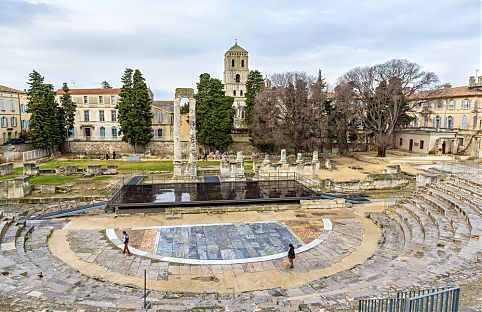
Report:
0,174,480,311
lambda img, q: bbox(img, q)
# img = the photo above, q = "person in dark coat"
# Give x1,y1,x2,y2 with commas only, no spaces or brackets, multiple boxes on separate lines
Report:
123,231,131,256
288,243,295,268
112,151,116,160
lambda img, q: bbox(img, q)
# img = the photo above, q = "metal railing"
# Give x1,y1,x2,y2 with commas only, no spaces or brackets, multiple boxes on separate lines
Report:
358,287,460,312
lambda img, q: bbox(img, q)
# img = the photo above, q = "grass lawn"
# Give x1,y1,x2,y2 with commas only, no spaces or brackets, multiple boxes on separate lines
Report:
38,159,252,173
29,174,112,185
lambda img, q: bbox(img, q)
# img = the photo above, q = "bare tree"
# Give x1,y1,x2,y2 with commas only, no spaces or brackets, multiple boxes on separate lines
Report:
338,59,439,157
250,71,326,153
329,81,364,153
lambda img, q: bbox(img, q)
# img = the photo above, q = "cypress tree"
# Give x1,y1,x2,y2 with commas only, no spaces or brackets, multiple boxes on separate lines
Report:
117,68,153,152
195,73,234,150
27,70,65,150
245,70,264,126
59,82,76,138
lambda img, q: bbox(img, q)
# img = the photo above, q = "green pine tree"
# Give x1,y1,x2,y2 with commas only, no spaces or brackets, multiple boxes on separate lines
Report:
27,70,65,150
101,81,112,88
245,70,264,126
195,73,234,150
117,68,153,153
59,82,76,138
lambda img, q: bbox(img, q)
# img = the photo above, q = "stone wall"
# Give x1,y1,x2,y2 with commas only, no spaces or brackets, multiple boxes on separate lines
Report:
68,141,190,158
330,173,410,192
0,176,31,199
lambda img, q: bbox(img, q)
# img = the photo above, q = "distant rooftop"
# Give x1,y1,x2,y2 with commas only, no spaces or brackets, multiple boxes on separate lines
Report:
0,85,25,94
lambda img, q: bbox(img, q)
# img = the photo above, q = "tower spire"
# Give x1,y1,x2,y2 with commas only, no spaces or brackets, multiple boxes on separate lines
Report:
235,37,237,45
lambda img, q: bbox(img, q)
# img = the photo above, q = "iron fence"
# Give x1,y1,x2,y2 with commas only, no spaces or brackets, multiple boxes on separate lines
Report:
358,287,460,312
440,162,482,174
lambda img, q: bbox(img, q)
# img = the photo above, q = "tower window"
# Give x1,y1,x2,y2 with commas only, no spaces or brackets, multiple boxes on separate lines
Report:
233,90,236,96
231,59,235,67
240,90,243,96
235,74,240,83
241,60,244,67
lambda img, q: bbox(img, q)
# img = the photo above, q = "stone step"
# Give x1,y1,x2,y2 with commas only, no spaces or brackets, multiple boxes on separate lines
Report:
0,221,24,252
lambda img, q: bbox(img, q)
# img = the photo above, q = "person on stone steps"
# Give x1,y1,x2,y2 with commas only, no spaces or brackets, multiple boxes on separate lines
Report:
123,231,132,256
288,244,295,268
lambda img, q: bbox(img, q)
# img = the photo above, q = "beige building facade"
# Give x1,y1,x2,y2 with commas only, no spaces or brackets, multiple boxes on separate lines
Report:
223,42,248,128
396,75,482,158
55,88,123,141
55,88,189,144
0,85,29,144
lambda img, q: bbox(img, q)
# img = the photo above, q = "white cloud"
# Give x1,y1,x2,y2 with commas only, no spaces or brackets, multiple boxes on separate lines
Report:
0,0,480,97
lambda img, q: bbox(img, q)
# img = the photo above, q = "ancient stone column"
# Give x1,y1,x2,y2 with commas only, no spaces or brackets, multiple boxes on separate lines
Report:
262,154,271,165
173,98,182,162
280,149,287,164
296,153,303,163
188,98,196,163
312,151,319,162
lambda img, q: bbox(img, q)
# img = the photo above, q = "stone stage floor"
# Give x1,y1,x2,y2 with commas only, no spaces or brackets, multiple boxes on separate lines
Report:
110,222,310,263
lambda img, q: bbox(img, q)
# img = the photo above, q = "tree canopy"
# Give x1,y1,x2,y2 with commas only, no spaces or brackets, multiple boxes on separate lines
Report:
195,73,235,150
244,70,264,126
117,68,153,152
338,59,439,156
250,71,328,153
59,82,76,137
26,70,65,150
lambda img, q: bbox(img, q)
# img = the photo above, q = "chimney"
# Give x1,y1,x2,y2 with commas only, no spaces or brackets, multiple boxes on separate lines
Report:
469,76,476,87
443,83,452,89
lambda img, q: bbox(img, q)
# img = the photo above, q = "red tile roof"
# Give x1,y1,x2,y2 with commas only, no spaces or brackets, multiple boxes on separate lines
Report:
411,85,482,100
55,88,120,95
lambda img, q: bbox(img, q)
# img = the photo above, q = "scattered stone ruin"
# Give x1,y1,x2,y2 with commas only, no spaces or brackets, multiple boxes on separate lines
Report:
254,149,320,179
23,163,39,176
0,176,30,199
0,163,13,176
220,151,245,181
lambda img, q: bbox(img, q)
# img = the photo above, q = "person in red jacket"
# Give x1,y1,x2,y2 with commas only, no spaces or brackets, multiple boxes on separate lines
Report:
123,231,132,256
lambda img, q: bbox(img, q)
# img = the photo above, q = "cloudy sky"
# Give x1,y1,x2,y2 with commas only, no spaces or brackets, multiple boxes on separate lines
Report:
1,0,480,99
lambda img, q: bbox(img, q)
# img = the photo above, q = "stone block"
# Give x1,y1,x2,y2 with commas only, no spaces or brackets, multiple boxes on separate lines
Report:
40,185,57,194
23,163,39,176
104,165,118,175
0,176,31,199
383,165,401,174
86,164,102,175
65,165,78,175
0,163,13,176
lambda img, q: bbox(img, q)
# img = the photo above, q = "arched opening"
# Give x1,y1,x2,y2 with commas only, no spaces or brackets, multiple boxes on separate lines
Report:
435,116,441,128
231,59,235,67
235,74,240,83
241,59,244,67
233,90,236,96
240,90,243,96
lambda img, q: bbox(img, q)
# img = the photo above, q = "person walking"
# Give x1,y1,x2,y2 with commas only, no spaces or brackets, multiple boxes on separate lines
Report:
288,243,295,268
112,151,116,160
123,231,132,256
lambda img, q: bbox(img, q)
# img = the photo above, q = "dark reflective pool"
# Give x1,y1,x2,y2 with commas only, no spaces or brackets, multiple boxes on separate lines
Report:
110,180,320,207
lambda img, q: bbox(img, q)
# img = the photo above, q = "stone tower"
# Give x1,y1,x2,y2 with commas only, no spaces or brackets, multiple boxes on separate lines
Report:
223,41,248,128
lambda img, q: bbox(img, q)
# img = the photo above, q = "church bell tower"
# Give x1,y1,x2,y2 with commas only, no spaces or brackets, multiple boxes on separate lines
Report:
223,40,248,128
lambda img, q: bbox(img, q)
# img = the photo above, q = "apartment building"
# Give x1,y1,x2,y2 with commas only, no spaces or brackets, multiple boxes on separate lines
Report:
55,88,123,141
55,88,188,143
0,85,29,144
396,75,482,158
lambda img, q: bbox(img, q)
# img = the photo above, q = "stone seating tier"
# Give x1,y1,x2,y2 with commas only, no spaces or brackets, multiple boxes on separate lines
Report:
440,182,482,212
